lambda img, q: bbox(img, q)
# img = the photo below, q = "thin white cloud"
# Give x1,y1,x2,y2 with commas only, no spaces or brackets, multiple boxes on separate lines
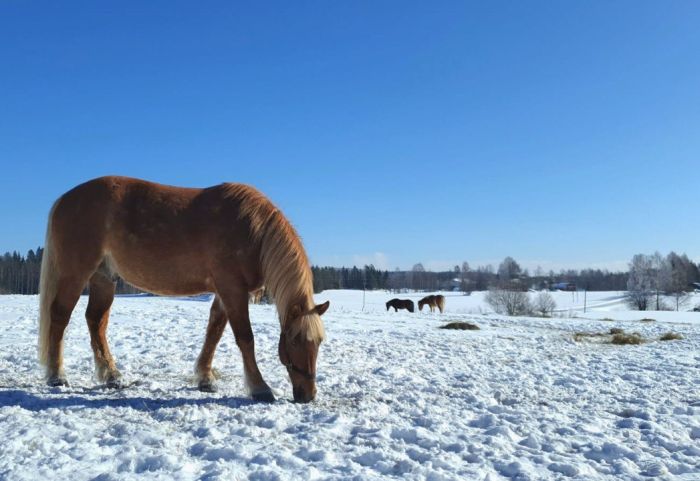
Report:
351,252,390,270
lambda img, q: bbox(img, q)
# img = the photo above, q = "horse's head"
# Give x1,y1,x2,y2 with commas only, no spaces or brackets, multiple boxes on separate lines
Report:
408,301,415,313
279,300,329,403
418,300,424,311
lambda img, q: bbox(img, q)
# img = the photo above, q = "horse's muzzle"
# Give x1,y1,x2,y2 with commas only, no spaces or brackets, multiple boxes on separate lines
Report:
293,385,316,403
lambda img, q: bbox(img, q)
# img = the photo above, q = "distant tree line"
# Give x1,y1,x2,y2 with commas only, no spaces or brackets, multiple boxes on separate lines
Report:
0,249,43,294
312,265,389,292
311,257,653,294
2,248,698,299
0,248,141,295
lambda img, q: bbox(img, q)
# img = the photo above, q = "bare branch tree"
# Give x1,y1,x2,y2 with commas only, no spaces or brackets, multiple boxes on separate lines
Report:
533,292,556,317
627,254,654,310
485,287,531,316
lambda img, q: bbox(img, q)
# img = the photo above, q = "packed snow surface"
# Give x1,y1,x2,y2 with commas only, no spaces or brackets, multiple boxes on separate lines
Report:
1,291,699,480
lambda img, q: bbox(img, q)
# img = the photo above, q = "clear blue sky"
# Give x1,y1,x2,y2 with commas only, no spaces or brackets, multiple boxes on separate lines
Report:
1,1,699,272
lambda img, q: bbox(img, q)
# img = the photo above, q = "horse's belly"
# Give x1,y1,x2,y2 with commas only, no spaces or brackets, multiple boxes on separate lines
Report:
107,253,214,296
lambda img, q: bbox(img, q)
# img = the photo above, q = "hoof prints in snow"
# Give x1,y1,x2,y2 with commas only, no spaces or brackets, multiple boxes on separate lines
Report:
0,293,699,480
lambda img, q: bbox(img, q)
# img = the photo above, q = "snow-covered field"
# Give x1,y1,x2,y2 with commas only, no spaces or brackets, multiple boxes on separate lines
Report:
0,290,699,480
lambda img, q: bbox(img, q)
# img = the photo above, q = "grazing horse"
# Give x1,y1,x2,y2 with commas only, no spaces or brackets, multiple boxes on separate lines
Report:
385,298,415,313
418,295,446,313
249,286,266,304
38,176,328,403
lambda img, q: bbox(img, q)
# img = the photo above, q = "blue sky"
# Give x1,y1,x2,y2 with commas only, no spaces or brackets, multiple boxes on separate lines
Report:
1,1,699,272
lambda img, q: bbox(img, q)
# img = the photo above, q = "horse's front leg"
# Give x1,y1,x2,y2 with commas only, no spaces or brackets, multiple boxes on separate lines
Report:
219,289,275,402
195,296,228,392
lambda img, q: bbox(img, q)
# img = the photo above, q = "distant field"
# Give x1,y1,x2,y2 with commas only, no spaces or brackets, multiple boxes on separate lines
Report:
326,289,700,322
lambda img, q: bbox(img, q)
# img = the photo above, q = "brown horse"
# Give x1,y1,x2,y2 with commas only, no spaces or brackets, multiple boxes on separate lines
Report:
38,176,328,403
418,295,445,313
385,298,415,313
249,286,266,304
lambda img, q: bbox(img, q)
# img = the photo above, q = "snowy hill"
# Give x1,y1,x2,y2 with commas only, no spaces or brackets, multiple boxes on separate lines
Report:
0,292,698,480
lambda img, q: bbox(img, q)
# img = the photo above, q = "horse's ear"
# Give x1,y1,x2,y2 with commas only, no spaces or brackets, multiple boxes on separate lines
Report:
314,301,330,316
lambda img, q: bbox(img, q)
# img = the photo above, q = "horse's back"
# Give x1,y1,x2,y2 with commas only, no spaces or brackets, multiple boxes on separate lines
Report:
49,177,262,295
53,176,201,251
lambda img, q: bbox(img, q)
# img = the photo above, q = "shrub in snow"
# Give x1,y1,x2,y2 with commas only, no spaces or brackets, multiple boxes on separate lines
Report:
532,292,556,317
485,288,531,316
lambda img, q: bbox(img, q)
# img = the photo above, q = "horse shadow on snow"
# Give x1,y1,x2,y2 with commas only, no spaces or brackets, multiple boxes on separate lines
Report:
0,388,255,412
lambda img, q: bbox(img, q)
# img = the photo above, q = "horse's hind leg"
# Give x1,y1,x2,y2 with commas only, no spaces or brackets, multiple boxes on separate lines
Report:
195,296,228,392
85,272,122,388
45,278,85,386
218,288,274,402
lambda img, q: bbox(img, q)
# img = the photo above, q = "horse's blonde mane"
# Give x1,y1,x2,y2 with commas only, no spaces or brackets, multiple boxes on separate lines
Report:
222,184,324,342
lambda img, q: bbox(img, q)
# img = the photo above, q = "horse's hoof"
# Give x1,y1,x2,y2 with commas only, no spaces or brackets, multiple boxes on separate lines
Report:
198,380,218,393
47,376,69,387
105,377,126,389
252,390,276,403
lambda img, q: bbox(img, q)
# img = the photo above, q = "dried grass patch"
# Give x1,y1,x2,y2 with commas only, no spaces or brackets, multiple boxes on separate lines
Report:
611,332,645,345
440,322,480,331
573,332,608,343
574,328,646,345
659,332,683,341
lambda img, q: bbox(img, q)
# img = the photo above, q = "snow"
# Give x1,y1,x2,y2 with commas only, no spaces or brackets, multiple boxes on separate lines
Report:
1,291,699,480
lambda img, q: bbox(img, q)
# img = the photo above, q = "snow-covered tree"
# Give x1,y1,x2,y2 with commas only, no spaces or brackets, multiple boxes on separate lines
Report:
626,254,655,310
665,252,693,311
485,287,531,316
532,292,556,317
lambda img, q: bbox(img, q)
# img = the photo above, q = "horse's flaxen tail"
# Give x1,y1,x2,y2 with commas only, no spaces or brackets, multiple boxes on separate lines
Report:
437,295,445,313
38,200,60,366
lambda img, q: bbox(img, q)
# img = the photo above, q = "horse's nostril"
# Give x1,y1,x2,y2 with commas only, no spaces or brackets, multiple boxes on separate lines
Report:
293,386,315,403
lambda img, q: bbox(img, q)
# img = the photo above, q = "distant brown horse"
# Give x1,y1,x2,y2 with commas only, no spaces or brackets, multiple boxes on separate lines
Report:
386,298,415,313
418,295,445,313
249,286,266,304
38,176,328,403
